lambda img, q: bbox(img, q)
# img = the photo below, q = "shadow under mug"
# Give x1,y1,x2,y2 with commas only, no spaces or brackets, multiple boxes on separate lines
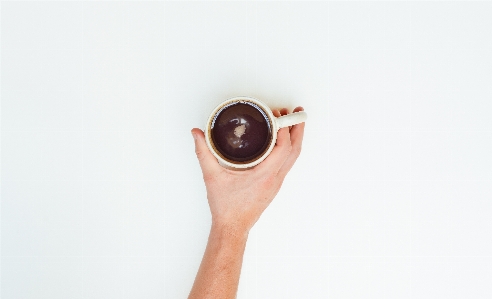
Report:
205,96,308,169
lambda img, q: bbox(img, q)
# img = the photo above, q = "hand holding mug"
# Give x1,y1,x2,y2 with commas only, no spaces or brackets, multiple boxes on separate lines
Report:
191,99,306,234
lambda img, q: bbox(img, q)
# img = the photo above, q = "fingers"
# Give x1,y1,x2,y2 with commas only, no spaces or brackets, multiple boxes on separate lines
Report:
256,118,292,175
191,128,221,177
293,106,304,113
279,108,291,130
278,107,306,178
272,109,281,117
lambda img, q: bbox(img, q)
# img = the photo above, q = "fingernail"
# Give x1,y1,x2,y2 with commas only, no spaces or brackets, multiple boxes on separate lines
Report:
191,131,197,140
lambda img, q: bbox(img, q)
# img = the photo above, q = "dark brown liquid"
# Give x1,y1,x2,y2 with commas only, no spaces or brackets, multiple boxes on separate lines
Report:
211,102,272,163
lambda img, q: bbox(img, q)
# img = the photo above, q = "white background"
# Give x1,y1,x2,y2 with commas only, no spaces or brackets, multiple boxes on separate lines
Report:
1,1,492,298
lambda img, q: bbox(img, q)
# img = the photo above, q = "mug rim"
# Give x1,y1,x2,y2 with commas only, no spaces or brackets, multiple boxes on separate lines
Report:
205,96,278,169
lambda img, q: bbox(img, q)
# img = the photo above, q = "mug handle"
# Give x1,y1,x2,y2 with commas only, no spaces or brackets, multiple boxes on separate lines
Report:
275,111,308,129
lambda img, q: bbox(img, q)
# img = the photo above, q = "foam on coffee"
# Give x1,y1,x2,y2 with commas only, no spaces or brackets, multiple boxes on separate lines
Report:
210,101,272,163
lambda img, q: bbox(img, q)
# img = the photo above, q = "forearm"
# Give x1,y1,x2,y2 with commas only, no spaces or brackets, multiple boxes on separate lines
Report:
188,223,248,299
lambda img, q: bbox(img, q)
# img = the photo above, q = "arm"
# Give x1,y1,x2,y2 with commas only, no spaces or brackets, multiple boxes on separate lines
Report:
187,224,247,298
188,107,306,299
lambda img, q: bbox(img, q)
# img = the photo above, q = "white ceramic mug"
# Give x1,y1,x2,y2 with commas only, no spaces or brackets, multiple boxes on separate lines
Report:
205,96,307,169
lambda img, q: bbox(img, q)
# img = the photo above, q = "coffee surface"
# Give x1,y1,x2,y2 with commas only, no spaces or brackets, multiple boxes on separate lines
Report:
211,102,271,163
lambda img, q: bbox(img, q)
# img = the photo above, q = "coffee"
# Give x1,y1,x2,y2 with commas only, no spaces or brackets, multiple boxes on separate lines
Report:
210,101,272,163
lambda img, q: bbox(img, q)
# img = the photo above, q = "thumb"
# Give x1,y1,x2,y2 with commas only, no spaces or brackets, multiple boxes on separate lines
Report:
191,128,220,176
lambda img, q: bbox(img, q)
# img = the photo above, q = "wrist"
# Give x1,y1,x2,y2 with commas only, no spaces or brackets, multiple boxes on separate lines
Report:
211,220,250,241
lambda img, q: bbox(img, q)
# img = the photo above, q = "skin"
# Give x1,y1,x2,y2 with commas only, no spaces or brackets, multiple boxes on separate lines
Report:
188,107,306,299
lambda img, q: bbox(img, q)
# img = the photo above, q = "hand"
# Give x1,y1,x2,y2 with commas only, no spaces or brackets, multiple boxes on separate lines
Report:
191,107,306,236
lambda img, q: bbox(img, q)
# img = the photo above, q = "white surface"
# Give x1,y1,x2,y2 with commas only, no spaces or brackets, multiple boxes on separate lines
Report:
1,1,492,298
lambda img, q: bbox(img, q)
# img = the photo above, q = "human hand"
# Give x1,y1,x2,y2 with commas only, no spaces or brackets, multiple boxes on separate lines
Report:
191,107,306,237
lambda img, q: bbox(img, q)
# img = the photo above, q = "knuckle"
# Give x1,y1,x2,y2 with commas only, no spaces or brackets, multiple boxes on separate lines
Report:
195,149,206,161
202,172,216,183
285,145,293,155
260,173,277,187
292,145,302,157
